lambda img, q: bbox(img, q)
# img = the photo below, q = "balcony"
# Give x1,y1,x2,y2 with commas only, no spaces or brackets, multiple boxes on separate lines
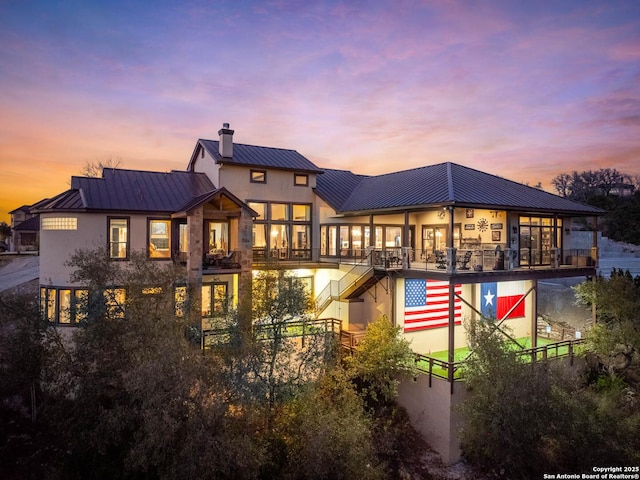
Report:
366,246,598,279
252,246,313,264
202,250,242,272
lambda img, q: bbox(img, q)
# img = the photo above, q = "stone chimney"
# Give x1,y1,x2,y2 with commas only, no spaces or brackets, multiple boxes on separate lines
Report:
218,122,234,158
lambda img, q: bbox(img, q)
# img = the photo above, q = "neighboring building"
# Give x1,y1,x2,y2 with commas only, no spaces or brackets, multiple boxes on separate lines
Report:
30,123,605,463
9,204,41,252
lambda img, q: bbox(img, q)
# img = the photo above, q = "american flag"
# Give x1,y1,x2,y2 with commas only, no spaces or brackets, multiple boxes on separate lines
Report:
404,279,462,332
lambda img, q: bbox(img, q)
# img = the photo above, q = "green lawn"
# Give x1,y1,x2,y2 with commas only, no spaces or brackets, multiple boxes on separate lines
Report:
416,337,583,379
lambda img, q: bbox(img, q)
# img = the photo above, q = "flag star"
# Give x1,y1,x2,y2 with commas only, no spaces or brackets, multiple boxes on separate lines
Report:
484,289,495,306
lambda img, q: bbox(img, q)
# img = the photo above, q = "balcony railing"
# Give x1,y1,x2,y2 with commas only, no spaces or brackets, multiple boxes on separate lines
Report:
412,338,586,385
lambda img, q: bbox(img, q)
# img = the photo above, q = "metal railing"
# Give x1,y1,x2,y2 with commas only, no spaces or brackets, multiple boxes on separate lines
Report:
413,337,586,385
202,317,342,348
315,250,375,314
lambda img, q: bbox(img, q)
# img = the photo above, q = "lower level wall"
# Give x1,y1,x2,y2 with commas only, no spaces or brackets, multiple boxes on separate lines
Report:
397,375,467,465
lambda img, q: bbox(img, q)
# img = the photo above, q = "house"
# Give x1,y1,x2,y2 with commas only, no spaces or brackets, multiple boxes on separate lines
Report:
30,123,604,462
9,204,40,252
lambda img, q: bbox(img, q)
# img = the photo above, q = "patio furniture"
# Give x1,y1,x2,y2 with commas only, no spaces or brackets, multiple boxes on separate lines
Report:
435,250,446,269
458,250,472,270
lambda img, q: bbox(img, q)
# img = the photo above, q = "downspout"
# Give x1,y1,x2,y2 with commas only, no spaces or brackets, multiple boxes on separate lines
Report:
531,279,538,349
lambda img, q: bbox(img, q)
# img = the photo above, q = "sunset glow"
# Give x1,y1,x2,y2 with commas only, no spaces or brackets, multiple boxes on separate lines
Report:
1,0,639,223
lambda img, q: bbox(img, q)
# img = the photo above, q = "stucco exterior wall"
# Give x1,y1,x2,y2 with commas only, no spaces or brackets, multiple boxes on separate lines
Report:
190,148,221,187
219,165,317,204
397,375,467,465
39,212,172,287
394,279,535,354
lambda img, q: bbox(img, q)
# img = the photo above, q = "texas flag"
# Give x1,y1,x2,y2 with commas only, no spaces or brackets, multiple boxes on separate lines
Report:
404,279,462,332
481,281,526,320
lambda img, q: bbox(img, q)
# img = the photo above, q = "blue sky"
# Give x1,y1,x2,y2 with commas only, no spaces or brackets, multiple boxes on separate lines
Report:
1,0,639,222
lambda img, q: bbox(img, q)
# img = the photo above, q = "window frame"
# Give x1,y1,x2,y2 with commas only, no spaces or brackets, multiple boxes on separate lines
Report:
40,286,89,325
250,169,267,184
201,281,229,318
294,173,309,187
249,200,312,260
147,218,172,259
107,216,130,260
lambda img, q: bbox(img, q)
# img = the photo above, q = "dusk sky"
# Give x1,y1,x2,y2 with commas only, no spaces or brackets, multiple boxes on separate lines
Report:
1,0,639,223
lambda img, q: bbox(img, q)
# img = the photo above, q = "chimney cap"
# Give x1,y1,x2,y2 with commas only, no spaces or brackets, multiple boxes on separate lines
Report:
223,122,230,129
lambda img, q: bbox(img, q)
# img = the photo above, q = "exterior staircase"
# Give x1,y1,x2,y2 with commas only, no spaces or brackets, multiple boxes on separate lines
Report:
315,254,386,316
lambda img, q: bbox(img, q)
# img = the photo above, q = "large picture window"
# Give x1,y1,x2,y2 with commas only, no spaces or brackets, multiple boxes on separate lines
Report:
148,219,171,258
250,201,312,260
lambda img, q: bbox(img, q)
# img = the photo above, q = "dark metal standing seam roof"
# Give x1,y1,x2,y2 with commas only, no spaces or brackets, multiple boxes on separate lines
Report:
36,169,216,213
313,168,370,211
14,215,40,231
197,140,324,173
318,162,604,216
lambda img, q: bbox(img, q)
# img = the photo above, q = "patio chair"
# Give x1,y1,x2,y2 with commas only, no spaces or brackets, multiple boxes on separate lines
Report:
435,250,446,269
219,251,240,269
458,250,472,270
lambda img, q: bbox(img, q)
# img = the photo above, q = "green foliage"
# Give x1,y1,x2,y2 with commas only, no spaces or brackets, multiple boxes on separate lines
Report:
574,271,640,375
551,169,640,244
459,319,558,476
4,249,431,479
274,369,384,480
459,318,640,476
0,292,55,479
228,269,332,429
346,315,417,408
0,221,10,239
47,248,261,479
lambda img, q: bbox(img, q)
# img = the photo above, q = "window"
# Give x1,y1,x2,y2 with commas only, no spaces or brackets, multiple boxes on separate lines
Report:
250,169,267,183
202,282,228,317
174,286,187,317
207,221,229,253
248,201,266,219
250,201,312,260
59,289,72,324
148,219,171,258
108,217,129,259
178,223,188,261
292,204,310,221
294,173,308,186
104,288,126,319
271,203,289,221
40,286,88,325
320,223,371,258
41,217,77,230
46,288,56,323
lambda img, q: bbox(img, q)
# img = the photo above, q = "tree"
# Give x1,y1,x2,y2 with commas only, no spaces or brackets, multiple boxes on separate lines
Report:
0,221,10,240
551,172,572,197
345,315,417,408
79,157,122,178
44,248,262,479
242,269,331,427
275,368,384,480
573,270,640,374
0,292,57,479
459,315,640,476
